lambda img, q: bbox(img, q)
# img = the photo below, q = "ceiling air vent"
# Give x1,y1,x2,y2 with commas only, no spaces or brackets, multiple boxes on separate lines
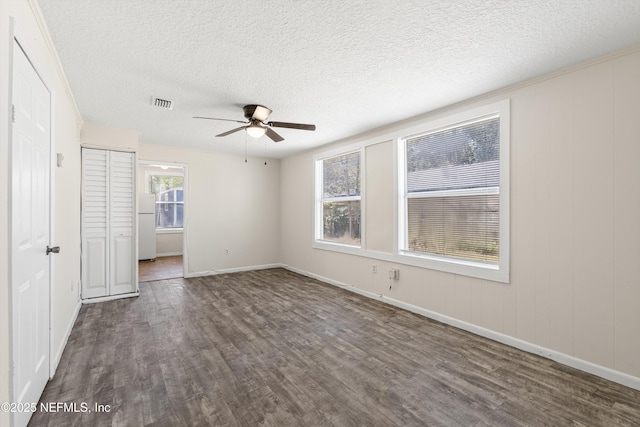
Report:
151,96,173,110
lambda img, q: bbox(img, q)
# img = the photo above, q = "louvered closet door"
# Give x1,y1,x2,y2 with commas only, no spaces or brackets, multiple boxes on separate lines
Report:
82,148,136,298
81,148,109,298
109,151,135,295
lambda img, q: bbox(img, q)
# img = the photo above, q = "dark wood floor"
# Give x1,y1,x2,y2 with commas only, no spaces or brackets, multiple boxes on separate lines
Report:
138,255,183,282
30,269,640,426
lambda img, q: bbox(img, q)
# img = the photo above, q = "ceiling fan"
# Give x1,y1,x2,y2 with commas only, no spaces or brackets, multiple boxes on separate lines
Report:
194,104,316,142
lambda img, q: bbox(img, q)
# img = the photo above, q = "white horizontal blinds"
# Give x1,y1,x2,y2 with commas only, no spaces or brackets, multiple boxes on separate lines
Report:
407,160,499,193
406,115,500,192
405,115,500,264
109,151,134,235
407,194,500,263
82,148,108,235
321,151,362,245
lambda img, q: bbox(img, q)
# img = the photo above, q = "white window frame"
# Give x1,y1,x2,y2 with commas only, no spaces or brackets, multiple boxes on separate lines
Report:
145,171,184,232
314,145,365,253
397,99,510,283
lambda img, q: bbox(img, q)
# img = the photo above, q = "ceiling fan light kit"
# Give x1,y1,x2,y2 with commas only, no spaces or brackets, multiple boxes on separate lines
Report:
194,104,316,143
246,122,266,138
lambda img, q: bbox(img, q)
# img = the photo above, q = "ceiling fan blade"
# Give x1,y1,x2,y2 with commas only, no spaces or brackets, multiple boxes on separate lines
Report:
267,121,316,131
265,127,284,142
251,105,272,122
216,126,246,137
194,116,247,124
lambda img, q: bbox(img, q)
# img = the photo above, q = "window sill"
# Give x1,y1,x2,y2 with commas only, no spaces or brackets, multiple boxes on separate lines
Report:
311,241,509,283
155,228,184,234
398,250,508,283
313,240,363,256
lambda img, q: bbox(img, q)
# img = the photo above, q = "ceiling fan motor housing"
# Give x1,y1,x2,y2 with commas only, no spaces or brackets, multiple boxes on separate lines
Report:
243,104,269,120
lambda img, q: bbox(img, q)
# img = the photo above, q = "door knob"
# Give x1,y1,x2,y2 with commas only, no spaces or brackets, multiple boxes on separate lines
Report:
46,246,60,255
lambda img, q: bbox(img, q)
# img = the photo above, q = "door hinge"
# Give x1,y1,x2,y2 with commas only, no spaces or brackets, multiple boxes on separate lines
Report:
11,104,16,123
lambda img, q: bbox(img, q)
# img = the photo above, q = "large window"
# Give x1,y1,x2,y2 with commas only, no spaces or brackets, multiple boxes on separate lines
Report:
398,100,509,281
315,150,362,246
148,174,184,229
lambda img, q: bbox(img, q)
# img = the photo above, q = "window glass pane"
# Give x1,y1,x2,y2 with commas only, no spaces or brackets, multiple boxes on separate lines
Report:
150,175,184,195
323,200,361,245
407,194,499,263
323,152,361,198
149,175,184,229
407,117,499,193
155,203,184,229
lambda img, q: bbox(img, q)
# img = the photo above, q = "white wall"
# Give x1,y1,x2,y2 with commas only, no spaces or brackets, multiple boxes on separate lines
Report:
155,233,182,256
0,1,83,424
81,121,139,151
281,47,640,384
138,144,281,274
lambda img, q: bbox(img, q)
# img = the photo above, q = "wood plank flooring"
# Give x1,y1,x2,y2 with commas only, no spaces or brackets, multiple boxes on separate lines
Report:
138,255,183,282
30,268,640,426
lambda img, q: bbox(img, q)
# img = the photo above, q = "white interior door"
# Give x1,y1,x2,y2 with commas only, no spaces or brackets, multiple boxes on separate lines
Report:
11,40,51,427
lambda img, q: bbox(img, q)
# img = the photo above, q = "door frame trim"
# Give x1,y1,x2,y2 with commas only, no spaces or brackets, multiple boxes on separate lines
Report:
137,160,189,278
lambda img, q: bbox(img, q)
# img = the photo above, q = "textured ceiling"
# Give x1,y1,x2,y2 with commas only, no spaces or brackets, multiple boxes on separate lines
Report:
37,0,640,159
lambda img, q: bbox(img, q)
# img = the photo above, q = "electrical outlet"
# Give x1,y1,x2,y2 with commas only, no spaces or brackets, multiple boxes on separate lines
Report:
372,264,377,274
225,249,229,255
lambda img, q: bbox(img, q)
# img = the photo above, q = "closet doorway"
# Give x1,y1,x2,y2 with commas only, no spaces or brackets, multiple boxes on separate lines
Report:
137,161,187,282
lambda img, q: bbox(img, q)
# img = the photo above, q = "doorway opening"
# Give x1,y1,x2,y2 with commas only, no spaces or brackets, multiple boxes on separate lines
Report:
137,161,187,282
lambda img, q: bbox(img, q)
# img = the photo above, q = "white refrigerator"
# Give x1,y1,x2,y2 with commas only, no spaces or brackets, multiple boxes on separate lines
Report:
138,193,157,260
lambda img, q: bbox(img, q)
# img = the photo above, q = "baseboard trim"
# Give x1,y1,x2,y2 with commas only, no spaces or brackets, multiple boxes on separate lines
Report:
156,252,183,257
283,265,640,392
50,299,81,378
184,263,282,278
82,291,140,304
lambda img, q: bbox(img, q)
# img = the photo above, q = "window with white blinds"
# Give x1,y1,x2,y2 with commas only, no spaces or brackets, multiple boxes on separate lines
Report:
399,100,509,282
